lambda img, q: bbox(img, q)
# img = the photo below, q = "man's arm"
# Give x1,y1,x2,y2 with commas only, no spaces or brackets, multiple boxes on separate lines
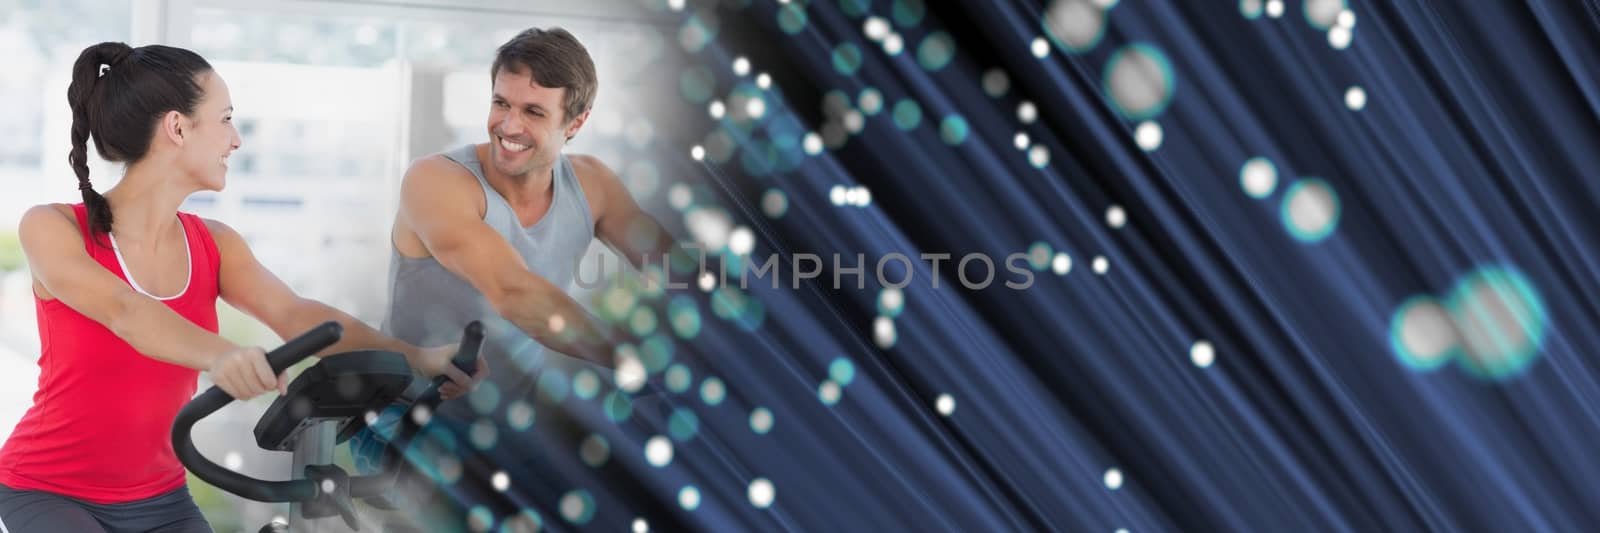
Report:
575,155,697,279
399,156,617,367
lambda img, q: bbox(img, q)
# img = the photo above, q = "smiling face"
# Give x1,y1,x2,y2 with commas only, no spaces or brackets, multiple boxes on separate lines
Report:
487,68,587,179
173,72,241,191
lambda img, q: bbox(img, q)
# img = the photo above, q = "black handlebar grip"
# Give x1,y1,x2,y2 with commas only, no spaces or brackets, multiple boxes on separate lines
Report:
452,320,484,375
266,321,343,375
428,321,483,392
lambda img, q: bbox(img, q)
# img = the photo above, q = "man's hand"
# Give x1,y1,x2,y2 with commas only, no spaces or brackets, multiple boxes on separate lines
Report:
408,344,489,400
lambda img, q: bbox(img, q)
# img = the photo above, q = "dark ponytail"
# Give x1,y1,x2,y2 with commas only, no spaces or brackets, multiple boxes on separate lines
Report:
65,42,212,245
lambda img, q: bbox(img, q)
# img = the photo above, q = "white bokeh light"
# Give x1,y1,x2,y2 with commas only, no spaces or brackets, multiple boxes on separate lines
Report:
750,407,775,434
884,33,904,55
1052,253,1072,275
685,207,732,250
1029,145,1051,167
1031,36,1050,58
560,491,589,522
1394,298,1458,367
679,486,701,510
873,316,897,348
1018,101,1038,124
1043,0,1108,51
1345,86,1367,110
1092,255,1109,275
1191,340,1216,368
1329,25,1352,49
492,471,510,492
645,435,673,467
1106,205,1127,229
1304,0,1345,29
1240,157,1278,198
819,380,842,405
1104,468,1124,490
1241,0,1263,17
708,100,725,119
669,183,692,210
1135,121,1163,151
1105,45,1174,119
1266,0,1284,17
804,132,824,155
864,17,890,41
616,353,646,392
843,110,865,134
1014,132,1031,150
880,287,904,313
1284,179,1341,241
936,393,956,416
729,226,755,255
732,56,750,76
690,145,705,161
748,477,776,508
1338,9,1356,28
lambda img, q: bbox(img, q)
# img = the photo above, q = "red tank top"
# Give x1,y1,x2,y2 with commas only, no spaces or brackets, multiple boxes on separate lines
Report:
0,203,220,503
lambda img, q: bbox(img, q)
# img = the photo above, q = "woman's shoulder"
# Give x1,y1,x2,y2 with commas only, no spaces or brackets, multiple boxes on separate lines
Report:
16,204,88,264
19,203,80,237
192,216,246,255
194,216,236,237
26,202,76,218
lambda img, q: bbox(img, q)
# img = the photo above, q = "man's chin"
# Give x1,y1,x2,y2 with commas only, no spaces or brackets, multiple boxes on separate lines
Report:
493,159,536,178
491,150,521,172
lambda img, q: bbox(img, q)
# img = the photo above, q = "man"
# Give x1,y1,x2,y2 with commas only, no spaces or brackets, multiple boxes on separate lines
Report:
351,26,690,528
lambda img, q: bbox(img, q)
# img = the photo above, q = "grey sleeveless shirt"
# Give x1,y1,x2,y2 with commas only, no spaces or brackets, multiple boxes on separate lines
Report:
383,144,594,404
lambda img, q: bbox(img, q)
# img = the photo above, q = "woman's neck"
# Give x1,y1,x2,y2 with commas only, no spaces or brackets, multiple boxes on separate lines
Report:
101,162,195,244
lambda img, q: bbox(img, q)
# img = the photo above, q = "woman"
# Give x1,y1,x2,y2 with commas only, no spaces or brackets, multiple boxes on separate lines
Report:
0,42,484,532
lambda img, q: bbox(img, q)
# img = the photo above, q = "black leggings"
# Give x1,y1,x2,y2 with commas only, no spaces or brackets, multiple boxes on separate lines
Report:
0,483,212,533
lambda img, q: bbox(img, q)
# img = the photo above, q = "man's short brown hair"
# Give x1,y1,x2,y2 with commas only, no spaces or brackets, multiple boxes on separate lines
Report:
491,27,598,124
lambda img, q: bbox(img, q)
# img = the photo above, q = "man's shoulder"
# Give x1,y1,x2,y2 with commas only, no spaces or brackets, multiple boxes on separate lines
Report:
565,153,622,189
566,152,601,173
398,149,490,220
404,150,479,189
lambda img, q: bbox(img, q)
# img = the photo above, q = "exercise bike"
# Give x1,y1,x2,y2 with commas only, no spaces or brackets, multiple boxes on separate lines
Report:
171,321,482,532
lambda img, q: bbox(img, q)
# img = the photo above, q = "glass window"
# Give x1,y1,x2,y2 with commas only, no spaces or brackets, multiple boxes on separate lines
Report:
0,0,132,232
183,9,407,330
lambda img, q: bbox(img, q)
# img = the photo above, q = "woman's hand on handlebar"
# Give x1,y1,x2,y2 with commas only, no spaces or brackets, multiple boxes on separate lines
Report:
208,346,285,400
409,344,489,400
